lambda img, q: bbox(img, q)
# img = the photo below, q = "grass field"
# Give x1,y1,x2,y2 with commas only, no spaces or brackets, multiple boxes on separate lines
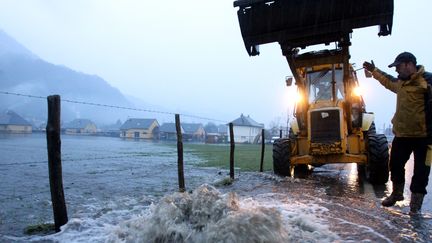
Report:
182,143,274,172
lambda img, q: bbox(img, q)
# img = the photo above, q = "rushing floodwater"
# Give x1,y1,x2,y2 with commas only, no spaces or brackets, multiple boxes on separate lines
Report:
0,133,431,242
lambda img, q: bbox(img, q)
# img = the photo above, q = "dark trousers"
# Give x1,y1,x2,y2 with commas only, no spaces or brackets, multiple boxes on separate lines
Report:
390,137,431,194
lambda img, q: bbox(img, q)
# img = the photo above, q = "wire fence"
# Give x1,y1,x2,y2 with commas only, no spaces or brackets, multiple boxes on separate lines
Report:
0,91,275,236
0,90,228,123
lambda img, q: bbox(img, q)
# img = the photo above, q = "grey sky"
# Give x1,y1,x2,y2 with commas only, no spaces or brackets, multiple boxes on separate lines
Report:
0,0,431,129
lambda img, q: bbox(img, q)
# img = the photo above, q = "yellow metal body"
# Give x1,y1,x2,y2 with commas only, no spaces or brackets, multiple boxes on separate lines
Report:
289,71,368,166
307,101,346,155
291,131,367,165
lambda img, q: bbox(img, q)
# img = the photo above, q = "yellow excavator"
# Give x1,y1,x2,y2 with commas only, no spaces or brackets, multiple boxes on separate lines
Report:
233,0,394,184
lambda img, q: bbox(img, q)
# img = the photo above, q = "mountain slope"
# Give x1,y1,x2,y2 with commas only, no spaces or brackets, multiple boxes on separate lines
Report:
0,30,135,125
0,30,37,58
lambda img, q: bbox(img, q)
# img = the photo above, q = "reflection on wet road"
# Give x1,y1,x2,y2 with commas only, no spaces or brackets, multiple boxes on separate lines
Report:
220,161,432,242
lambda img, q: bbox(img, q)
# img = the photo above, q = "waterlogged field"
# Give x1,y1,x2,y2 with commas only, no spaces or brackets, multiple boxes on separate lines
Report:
0,134,224,238
0,133,431,242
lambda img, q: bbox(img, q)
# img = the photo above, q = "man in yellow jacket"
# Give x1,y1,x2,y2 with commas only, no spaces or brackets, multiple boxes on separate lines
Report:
364,52,431,214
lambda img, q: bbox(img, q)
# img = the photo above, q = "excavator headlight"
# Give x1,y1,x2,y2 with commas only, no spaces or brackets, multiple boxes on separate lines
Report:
352,86,363,97
295,91,303,103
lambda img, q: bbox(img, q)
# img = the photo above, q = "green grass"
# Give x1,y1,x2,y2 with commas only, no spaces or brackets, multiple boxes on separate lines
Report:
183,143,274,172
24,223,55,235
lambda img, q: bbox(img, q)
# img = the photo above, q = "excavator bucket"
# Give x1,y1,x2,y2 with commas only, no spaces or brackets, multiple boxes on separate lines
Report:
233,0,394,56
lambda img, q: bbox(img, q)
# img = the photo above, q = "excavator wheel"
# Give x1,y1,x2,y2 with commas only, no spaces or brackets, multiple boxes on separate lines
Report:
273,138,291,176
359,134,389,184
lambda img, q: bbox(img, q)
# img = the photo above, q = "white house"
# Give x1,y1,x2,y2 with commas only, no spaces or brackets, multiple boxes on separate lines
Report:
228,114,264,144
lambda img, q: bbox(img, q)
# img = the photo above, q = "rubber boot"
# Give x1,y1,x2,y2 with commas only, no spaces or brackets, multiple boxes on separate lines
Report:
409,193,425,215
382,183,404,207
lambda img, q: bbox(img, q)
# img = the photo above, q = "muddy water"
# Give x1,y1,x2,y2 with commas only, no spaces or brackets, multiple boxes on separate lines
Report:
0,134,431,242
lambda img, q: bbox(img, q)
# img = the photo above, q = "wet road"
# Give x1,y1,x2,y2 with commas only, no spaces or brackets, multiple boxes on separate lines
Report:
220,162,432,242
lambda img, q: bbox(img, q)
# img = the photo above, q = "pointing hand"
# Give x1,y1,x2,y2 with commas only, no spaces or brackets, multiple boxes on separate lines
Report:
363,61,376,73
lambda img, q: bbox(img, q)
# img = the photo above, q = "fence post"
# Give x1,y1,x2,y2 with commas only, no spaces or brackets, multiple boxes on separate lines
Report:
46,95,68,232
279,129,283,138
175,114,185,192
260,129,265,172
229,122,235,180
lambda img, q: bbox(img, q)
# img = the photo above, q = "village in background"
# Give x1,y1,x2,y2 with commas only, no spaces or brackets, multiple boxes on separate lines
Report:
1,109,395,144
0,29,395,144
0,109,280,144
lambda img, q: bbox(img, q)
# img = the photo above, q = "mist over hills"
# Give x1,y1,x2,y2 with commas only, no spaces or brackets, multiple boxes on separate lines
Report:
0,30,155,126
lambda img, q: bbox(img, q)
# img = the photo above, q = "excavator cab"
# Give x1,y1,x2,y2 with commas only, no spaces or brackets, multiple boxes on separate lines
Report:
234,0,394,184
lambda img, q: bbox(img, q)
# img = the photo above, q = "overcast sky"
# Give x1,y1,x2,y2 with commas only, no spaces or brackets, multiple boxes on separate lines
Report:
0,0,431,129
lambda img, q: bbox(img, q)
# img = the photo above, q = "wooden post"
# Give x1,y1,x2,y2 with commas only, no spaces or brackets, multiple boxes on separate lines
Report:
260,129,265,172
175,114,185,192
46,95,68,232
229,122,235,180
279,129,283,138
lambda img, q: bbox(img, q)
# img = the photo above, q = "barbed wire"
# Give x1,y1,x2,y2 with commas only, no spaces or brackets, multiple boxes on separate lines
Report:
0,90,228,123
0,91,46,100
0,91,267,217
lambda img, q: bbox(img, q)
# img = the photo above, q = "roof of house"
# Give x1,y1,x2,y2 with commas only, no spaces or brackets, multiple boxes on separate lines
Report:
0,110,31,126
160,123,184,133
229,114,263,128
120,118,158,130
64,119,96,129
182,123,203,133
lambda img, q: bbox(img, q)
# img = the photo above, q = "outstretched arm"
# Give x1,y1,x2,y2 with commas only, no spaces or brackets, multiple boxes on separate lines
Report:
363,61,399,93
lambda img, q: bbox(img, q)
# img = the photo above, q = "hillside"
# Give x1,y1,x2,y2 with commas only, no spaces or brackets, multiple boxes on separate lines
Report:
0,30,136,125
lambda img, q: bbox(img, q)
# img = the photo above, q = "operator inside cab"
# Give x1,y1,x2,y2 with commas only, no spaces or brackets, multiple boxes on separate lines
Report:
308,69,344,102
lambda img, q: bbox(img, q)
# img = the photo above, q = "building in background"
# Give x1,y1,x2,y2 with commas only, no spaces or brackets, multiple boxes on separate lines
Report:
228,114,264,144
182,123,205,142
159,123,182,140
63,119,97,135
0,110,32,133
120,118,159,139
99,119,123,137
